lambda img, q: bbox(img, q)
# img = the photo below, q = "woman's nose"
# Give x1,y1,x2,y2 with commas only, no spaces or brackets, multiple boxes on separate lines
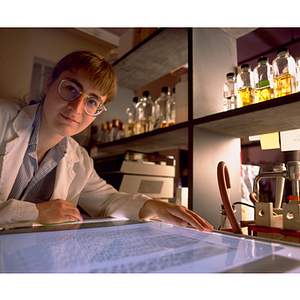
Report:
67,95,85,114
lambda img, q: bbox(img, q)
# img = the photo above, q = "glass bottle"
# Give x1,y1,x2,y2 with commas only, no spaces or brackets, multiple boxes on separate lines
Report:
253,57,274,102
106,121,114,142
167,87,176,126
135,91,155,135
154,86,171,129
118,122,125,139
237,64,255,107
175,74,188,123
112,119,120,141
99,122,108,144
125,96,138,137
272,47,297,98
223,72,237,111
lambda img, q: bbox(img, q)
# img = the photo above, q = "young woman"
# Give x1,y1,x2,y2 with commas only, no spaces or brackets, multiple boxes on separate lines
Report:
0,51,212,231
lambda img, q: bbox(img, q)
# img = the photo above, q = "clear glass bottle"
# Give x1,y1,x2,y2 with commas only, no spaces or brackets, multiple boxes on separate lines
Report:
125,96,138,138
254,57,274,102
167,87,176,126
118,122,125,139
135,91,155,135
106,121,114,142
237,64,255,107
154,86,171,129
112,119,120,141
99,122,108,144
223,72,237,111
272,47,297,98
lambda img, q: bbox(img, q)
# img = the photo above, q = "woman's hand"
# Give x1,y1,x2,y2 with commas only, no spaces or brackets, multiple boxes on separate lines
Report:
139,199,213,232
35,199,83,224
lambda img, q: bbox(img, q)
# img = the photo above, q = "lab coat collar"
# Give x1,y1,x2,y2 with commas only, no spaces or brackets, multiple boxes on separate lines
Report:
12,103,39,137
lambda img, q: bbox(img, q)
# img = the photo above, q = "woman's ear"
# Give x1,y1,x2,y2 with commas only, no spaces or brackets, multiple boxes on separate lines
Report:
44,74,53,95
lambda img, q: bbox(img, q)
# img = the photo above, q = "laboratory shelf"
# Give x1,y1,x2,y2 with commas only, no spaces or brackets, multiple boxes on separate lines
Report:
194,93,300,138
112,28,188,90
96,93,300,155
96,121,189,155
96,27,300,229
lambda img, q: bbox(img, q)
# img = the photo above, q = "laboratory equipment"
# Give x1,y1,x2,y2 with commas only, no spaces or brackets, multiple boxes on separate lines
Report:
250,161,300,231
217,161,243,234
94,151,175,199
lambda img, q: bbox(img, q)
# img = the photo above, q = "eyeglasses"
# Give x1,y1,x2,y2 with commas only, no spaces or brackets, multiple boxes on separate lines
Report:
58,79,107,116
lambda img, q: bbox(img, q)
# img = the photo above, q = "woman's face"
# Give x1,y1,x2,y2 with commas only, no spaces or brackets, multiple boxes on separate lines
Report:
41,69,107,140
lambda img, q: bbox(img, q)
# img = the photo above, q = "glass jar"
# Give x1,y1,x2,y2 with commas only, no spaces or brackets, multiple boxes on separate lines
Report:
106,121,113,142
167,87,176,126
154,86,171,129
223,72,237,111
253,57,274,102
99,122,108,144
272,47,297,98
237,64,255,107
135,91,155,134
125,96,138,137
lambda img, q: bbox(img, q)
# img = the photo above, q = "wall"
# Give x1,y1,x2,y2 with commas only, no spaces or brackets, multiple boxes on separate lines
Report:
134,69,188,102
94,85,134,126
0,28,114,100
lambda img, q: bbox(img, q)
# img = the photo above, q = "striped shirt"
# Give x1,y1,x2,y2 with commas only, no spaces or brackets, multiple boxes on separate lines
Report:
8,104,68,203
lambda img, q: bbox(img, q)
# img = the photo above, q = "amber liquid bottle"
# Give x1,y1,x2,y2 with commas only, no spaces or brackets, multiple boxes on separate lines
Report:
237,64,255,108
135,91,155,135
254,56,274,103
272,48,297,98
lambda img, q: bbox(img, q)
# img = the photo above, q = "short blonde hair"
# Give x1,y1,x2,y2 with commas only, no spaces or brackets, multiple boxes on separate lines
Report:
49,51,118,103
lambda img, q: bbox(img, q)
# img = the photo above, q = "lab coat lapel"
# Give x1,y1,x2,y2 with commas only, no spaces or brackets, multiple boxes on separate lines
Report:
51,138,80,202
0,104,37,200
0,134,30,200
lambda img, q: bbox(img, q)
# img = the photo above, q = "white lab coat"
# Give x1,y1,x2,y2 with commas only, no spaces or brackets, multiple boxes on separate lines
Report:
0,98,151,224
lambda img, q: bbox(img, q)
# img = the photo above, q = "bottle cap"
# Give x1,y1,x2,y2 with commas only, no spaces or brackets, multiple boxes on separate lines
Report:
258,56,268,63
112,119,119,127
277,47,288,54
142,91,150,97
226,72,235,78
106,121,113,129
119,122,126,130
162,86,171,93
133,96,138,103
101,123,107,130
241,64,251,69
